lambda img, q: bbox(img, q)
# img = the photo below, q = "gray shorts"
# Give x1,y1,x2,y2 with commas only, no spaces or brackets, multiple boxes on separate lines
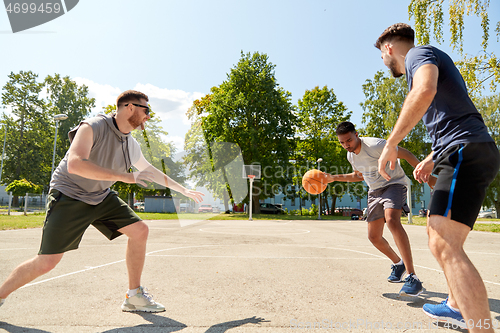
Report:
367,184,407,222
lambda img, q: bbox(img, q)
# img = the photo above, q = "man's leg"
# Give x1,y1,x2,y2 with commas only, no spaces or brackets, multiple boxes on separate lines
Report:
384,208,415,275
0,253,63,299
367,217,400,263
427,214,493,333
118,221,149,290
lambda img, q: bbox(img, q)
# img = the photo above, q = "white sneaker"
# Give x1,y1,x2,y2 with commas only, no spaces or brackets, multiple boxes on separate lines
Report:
121,286,165,312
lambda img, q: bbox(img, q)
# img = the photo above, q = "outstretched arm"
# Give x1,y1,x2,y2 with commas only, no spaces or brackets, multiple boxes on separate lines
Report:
324,171,364,183
133,153,204,203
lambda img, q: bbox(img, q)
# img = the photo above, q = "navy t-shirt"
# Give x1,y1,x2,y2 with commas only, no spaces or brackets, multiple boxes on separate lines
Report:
405,45,493,159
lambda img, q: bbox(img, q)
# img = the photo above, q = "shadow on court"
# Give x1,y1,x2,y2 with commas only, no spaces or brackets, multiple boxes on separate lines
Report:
99,314,268,333
0,322,51,333
101,313,186,333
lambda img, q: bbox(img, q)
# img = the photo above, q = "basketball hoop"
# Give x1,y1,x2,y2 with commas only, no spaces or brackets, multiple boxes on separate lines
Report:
248,175,255,180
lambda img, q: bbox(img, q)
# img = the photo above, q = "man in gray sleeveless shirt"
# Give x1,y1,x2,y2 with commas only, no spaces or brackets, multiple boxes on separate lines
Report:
0,90,204,313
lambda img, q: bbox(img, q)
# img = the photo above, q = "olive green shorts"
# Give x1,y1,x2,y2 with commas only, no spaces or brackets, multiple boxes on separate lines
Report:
39,190,141,254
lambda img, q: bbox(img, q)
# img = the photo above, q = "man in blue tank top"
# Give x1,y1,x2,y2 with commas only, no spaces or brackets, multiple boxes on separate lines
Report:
375,23,499,331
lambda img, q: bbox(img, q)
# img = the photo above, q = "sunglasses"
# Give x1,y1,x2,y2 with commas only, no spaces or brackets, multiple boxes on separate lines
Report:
125,103,150,116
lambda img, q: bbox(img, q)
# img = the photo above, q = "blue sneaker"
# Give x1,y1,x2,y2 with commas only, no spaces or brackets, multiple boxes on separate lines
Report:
388,263,406,282
423,298,466,329
399,273,423,296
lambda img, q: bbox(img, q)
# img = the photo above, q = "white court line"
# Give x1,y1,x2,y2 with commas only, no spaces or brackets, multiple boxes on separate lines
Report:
16,244,500,288
199,228,311,235
148,254,384,260
0,248,36,251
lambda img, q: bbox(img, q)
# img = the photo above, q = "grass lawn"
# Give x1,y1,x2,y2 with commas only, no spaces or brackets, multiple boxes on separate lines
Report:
0,212,499,233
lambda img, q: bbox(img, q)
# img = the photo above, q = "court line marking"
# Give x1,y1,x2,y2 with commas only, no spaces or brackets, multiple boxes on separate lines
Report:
199,228,311,235
17,244,500,288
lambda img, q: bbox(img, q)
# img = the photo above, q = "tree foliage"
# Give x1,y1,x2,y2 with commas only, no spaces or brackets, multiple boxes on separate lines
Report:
1,71,51,186
295,85,354,213
1,71,95,191
45,74,95,155
409,0,500,94
186,51,296,213
6,178,42,196
476,93,500,214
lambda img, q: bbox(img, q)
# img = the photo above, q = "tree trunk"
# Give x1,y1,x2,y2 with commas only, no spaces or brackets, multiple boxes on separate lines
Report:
331,196,337,215
223,190,230,214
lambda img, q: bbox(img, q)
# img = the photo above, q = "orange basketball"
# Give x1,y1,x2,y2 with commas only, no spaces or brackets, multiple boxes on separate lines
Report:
302,169,327,195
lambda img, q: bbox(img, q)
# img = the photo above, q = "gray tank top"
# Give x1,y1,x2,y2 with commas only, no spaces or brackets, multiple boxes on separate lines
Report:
50,113,141,205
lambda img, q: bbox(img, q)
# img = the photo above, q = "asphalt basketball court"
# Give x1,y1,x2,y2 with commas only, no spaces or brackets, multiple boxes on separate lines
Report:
0,218,499,332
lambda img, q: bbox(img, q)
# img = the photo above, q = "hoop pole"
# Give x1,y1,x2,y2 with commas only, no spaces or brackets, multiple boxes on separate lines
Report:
248,175,255,221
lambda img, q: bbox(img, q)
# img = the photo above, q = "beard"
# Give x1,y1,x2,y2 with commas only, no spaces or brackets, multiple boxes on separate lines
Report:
388,58,404,78
127,110,144,130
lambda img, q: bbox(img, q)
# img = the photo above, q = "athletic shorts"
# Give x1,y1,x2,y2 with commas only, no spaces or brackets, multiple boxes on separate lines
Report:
39,190,141,254
367,184,407,222
429,142,500,229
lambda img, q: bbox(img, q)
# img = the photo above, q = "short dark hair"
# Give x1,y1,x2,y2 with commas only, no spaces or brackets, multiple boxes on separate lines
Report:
116,90,149,107
375,23,415,49
336,121,356,135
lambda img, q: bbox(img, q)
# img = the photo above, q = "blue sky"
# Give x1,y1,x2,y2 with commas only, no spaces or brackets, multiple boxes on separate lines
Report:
1,0,499,152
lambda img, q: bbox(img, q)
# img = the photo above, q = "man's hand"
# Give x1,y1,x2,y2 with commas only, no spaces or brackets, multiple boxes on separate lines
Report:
324,172,335,184
413,155,434,185
378,144,398,181
183,189,205,203
428,175,437,190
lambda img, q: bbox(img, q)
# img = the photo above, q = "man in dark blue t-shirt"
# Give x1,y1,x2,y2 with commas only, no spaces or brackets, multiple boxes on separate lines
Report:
375,23,499,331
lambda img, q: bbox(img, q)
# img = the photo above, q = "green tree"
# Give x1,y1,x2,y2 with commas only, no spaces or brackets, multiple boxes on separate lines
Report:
476,93,500,215
360,70,432,195
6,178,42,196
409,0,500,95
44,74,95,157
1,71,52,187
186,51,296,213
295,85,353,214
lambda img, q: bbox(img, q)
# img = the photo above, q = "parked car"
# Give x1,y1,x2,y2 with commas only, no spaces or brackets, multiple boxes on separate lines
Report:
478,209,496,219
212,206,220,213
419,209,428,217
179,203,194,213
133,202,144,212
198,204,213,213
349,208,363,220
260,203,284,214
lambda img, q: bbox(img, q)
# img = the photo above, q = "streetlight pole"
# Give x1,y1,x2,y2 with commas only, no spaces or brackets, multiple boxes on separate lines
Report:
0,124,6,184
317,157,323,220
51,114,68,178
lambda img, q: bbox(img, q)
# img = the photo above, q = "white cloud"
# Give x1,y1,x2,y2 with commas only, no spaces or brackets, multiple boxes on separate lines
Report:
73,77,122,114
134,83,204,125
71,78,204,152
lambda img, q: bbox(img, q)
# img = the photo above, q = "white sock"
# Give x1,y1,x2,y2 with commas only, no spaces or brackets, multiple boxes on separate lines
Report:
395,259,403,266
410,273,419,281
127,288,139,297
446,299,460,313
